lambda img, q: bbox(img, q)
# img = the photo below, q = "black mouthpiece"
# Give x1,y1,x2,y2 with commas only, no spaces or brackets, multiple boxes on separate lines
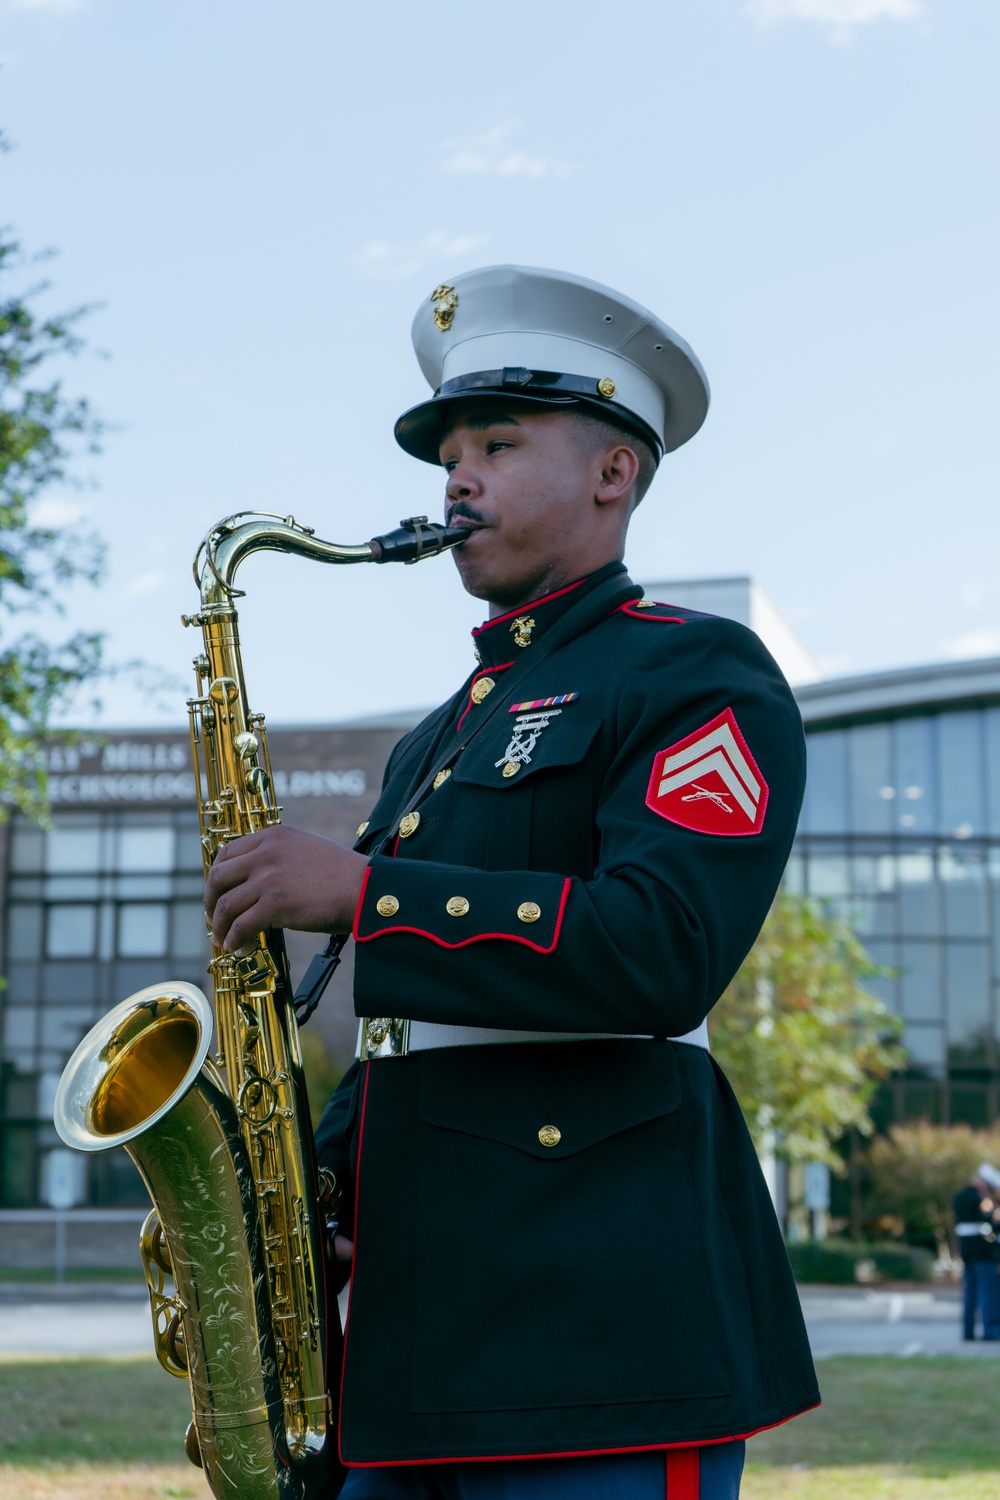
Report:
368,516,467,565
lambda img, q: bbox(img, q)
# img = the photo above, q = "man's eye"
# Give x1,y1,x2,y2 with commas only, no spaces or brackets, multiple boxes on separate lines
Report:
443,459,458,473
487,440,512,455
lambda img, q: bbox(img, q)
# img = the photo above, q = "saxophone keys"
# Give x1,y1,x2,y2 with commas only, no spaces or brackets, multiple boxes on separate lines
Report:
234,731,259,760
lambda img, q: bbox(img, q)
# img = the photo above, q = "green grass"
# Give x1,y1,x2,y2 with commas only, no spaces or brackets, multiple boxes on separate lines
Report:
0,1356,997,1500
0,1266,142,1283
0,1357,193,1465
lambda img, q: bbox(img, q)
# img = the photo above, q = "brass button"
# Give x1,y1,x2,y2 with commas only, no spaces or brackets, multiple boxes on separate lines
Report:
445,896,470,917
471,677,495,705
502,761,520,778
398,811,421,838
597,376,616,398
356,820,370,838
517,901,541,924
538,1124,562,1148
376,895,399,918
433,769,452,791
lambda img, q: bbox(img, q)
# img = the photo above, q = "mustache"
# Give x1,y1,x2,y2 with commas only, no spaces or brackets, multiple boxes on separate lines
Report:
446,501,488,526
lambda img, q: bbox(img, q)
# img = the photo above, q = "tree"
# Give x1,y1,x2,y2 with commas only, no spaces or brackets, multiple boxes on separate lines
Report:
1,174,106,821
710,893,905,1169
866,1121,1000,1252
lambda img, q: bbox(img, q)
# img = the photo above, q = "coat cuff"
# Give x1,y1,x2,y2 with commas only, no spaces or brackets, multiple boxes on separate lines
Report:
353,857,571,953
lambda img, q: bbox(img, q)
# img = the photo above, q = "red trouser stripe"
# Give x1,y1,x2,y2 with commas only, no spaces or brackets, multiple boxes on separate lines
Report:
666,1446,700,1499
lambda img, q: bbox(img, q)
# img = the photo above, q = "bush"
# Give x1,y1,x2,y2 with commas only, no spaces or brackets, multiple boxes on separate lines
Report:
788,1238,935,1284
866,1121,1000,1249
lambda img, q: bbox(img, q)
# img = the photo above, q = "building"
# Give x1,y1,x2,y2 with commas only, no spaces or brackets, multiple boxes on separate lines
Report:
4,587,1000,1212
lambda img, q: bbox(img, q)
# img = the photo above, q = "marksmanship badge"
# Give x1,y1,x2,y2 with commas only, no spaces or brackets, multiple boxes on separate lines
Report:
496,709,562,778
646,708,768,836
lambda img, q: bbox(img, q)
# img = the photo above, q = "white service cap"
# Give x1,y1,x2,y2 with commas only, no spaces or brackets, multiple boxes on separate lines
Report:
977,1162,1000,1190
394,265,709,466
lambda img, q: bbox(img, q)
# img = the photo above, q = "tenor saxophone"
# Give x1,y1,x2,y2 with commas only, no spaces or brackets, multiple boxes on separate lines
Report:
54,513,465,1500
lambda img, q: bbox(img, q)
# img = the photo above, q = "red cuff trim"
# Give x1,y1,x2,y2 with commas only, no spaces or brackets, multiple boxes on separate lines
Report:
351,865,373,942
472,580,583,636
341,1399,821,1468
619,600,687,623
355,876,571,954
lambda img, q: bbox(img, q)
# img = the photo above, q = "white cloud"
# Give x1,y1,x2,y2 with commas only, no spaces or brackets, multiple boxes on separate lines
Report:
440,122,577,182
27,497,88,527
746,0,922,30
124,569,166,598
349,230,487,283
942,629,1000,661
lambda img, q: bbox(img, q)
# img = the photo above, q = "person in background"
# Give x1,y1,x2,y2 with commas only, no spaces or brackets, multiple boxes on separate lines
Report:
952,1162,1000,1341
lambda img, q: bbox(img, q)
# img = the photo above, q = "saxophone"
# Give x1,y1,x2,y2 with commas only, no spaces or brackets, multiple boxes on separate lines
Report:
54,513,465,1500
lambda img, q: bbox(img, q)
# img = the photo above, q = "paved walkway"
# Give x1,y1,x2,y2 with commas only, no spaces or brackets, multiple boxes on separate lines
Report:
1,1283,996,1360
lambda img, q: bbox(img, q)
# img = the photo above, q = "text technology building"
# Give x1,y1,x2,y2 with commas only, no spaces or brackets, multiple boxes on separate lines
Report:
3,581,1000,1206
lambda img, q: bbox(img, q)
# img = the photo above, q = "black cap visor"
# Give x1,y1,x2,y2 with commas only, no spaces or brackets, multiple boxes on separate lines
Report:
394,369,663,466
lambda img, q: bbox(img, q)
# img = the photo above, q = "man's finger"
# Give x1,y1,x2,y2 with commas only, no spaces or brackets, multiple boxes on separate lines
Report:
204,849,262,918
219,897,273,953
210,884,264,947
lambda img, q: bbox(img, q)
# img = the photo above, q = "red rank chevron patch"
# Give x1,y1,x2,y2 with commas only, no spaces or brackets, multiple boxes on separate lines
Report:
645,708,768,836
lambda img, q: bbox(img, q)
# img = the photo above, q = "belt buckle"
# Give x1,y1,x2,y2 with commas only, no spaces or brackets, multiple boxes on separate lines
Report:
361,1016,410,1059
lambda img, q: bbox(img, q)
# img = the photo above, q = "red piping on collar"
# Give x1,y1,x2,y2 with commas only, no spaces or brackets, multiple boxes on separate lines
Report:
354,876,571,954
456,661,514,734
472,579,584,637
341,1399,821,1468
337,1060,371,1467
619,600,688,623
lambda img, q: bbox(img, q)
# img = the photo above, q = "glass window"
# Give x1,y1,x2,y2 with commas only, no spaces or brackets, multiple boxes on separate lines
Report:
847,723,893,834
5,963,39,1002
6,905,43,962
2,1005,36,1054
118,903,169,957
894,718,936,833
803,732,848,834
171,901,209,959
903,1083,942,1121
985,708,1000,836
782,853,805,895
863,939,898,1012
46,904,97,958
41,964,96,1003
897,850,938,936
951,1089,990,1128
899,941,943,1021
117,828,174,873
40,1006,92,1051
904,1024,945,1073
945,944,991,1054
176,828,204,872
850,852,896,937
807,852,851,899
46,827,102,874
10,825,44,873
937,712,985,839
940,847,988,938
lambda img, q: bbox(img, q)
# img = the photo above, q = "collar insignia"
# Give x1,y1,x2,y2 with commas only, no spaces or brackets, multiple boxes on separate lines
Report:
510,615,536,648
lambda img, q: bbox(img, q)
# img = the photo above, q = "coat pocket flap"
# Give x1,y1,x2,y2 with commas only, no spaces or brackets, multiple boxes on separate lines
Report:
417,1039,680,1160
452,713,601,790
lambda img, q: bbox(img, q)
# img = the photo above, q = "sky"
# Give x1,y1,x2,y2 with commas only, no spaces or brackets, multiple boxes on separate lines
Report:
0,0,997,728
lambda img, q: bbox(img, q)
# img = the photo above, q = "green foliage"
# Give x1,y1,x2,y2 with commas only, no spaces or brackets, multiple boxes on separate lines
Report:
0,223,106,821
786,1239,933,1284
298,1027,349,1128
710,894,906,1167
865,1120,1000,1248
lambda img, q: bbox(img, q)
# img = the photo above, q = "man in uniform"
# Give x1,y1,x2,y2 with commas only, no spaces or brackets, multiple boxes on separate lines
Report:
952,1162,1000,1340
205,265,819,1499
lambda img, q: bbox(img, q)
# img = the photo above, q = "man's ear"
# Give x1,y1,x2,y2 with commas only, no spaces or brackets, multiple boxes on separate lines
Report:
594,445,640,507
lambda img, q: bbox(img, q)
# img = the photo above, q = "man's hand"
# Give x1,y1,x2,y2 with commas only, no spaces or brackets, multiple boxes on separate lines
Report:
204,825,369,952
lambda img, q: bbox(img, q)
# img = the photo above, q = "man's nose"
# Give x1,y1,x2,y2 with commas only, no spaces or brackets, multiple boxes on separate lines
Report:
445,463,480,503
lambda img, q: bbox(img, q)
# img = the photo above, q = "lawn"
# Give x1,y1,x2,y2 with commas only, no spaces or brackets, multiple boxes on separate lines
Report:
0,1357,997,1499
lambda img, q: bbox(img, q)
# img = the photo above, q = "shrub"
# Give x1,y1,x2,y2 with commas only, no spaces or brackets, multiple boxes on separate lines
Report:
788,1238,935,1283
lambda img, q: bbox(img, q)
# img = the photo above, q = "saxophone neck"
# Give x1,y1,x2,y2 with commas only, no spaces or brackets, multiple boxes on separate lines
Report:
191,511,466,611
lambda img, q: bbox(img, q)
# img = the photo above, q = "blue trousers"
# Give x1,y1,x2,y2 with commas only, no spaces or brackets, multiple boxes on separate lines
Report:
339,1442,745,1499
963,1259,1000,1339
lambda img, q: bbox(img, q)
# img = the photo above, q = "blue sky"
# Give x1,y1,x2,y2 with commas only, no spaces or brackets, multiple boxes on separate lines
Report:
1,0,997,726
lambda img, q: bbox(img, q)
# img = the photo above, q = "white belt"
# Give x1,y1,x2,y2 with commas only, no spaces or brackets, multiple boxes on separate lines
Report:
356,1018,710,1057
956,1223,994,1237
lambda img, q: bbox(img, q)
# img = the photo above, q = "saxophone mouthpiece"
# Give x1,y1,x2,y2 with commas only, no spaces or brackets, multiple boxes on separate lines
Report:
368,516,467,565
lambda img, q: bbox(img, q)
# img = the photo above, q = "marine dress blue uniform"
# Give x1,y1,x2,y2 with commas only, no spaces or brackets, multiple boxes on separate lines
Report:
316,268,819,1498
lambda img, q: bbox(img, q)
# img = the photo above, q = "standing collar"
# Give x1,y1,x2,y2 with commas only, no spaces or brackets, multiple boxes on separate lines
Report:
470,561,628,669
